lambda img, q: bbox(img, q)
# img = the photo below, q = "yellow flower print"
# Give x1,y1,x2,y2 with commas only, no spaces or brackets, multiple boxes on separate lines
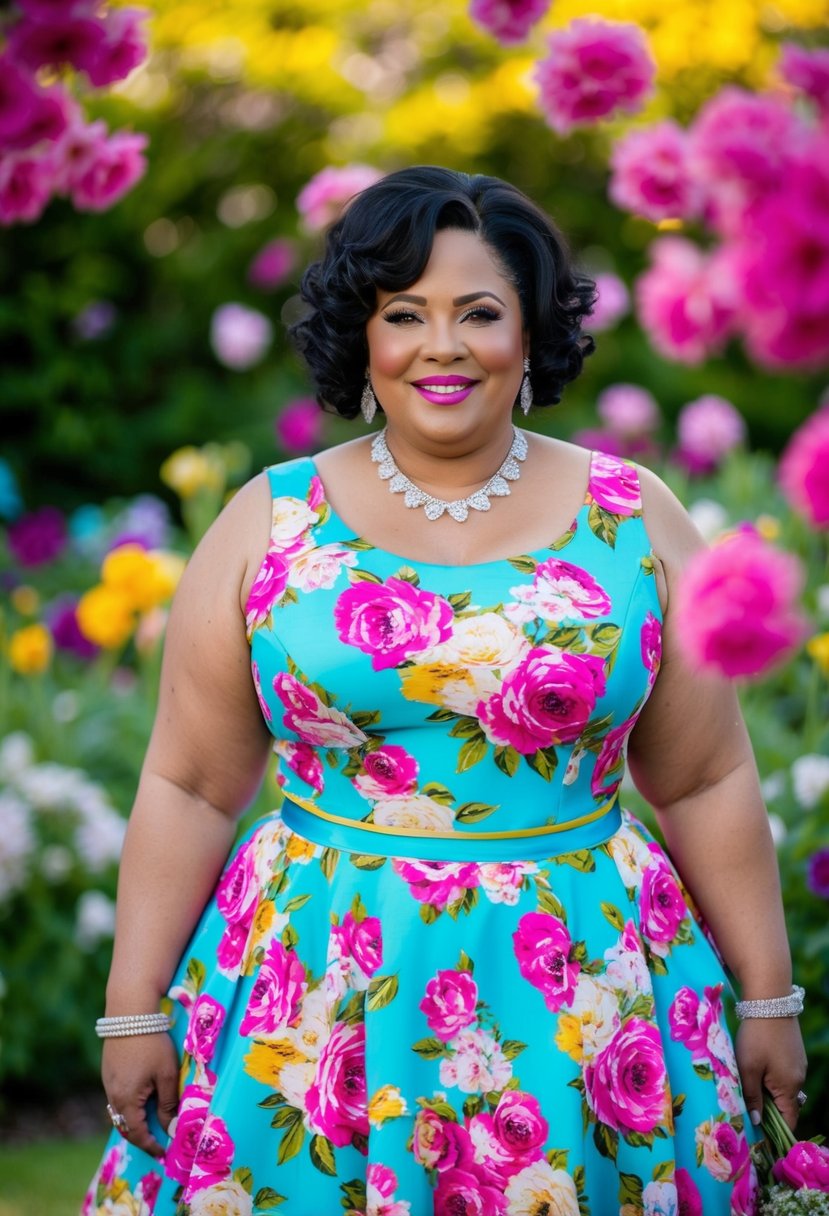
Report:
285,833,317,863
243,1039,307,1088
368,1084,408,1127
8,623,52,674
555,1013,584,1063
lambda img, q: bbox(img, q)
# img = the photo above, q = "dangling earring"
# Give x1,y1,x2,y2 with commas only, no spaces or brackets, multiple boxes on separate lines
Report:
360,377,377,424
519,357,532,416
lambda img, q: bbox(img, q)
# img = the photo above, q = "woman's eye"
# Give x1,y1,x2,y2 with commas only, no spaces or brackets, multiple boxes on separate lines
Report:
383,309,422,324
459,306,501,324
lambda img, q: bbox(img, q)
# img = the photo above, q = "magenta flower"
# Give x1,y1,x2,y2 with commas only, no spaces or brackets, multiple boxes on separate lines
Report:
7,16,106,77
306,1022,369,1148
610,120,700,223
469,0,551,45
478,647,606,753
183,994,226,1065
584,1017,667,1132
780,43,829,116
49,116,108,193
84,7,149,88
334,577,454,670
535,18,655,136
807,849,829,899
70,129,148,211
275,397,323,455
247,237,297,290
0,57,42,148
772,1141,829,1193
8,506,67,566
18,0,99,20
571,426,624,457
0,151,55,225
597,383,660,437
419,969,479,1041
588,272,630,331
239,939,307,1037
210,302,273,370
778,405,829,529
635,236,738,365
675,395,746,474
1,82,74,153
48,596,99,658
512,911,579,1012
674,529,808,679
675,1167,703,1216
354,745,419,799
296,164,383,232
163,1085,211,1185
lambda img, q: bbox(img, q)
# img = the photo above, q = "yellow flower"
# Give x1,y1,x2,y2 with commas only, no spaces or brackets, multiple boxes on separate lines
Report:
807,632,829,676
399,661,472,707
755,514,781,541
101,544,181,613
285,833,317,863
554,1013,583,1063
76,584,135,649
249,899,276,952
368,1084,408,1127
10,585,39,616
243,1039,307,1088
160,446,223,499
8,623,52,674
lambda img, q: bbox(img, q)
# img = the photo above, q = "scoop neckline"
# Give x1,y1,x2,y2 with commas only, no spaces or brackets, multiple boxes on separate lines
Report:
303,452,596,572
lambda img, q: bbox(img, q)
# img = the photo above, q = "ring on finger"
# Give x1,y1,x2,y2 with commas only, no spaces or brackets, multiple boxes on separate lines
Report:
106,1102,129,1133
796,1090,808,1107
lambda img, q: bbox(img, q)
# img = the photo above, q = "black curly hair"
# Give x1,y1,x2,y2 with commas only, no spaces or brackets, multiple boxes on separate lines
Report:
289,166,597,419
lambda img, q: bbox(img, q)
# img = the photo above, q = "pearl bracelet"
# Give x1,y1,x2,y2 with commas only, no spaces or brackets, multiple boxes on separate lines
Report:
95,1013,173,1038
734,984,805,1020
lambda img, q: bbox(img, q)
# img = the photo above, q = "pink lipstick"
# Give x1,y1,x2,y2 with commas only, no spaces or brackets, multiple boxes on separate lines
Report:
410,375,479,405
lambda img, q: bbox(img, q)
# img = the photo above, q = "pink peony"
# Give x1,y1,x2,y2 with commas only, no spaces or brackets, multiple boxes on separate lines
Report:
354,745,419,799
591,716,636,799
0,151,54,224
392,858,480,909
248,237,297,290
584,1017,667,1132
275,740,324,792
779,406,829,529
535,18,655,136
239,939,307,1037
334,577,454,670
512,911,579,1012
772,1140,829,1193
337,909,383,980
138,1170,162,1209
7,506,67,565
635,237,739,365
588,272,630,331
18,0,100,19
84,7,149,88
306,1021,369,1148
588,451,642,513
675,395,746,474
1,82,73,153
419,969,479,1041
215,838,259,928
505,558,611,625
695,1118,750,1183
210,302,273,370
639,847,686,948
780,43,829,114
70,129,148,212
491,1090,549,1159
675,1167,703,1216
245,550,290,631
275,397,323,455
730,1160,760,1216
183,995,226,1065
597,383,660,438
185,1113,234,1195
571,427,624,457
412,1109,469,1172
273,671,368,749
610,120,701,223
674,528,808,679
478,647,606,754
164,1084,211,1185
0,57,41,147
434,1166,506,1216
7,16,106,76
469,0,551,45
296,164,383,232
641,611,662,686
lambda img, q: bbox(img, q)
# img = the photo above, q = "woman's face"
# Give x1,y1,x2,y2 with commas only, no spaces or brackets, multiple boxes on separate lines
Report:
365,227,526,447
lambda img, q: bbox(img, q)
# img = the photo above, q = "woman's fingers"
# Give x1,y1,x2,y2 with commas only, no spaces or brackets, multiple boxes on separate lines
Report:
735,1018,808,1130
102,1034,179,1157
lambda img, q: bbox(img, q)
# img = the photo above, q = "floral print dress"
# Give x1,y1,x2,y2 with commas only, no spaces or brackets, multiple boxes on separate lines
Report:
84,451,760,1216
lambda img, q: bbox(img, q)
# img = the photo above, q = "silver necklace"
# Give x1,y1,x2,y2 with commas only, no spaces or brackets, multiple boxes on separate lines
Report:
370,427,528,522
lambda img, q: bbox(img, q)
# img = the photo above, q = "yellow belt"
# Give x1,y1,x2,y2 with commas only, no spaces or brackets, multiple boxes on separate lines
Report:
281,789,619,842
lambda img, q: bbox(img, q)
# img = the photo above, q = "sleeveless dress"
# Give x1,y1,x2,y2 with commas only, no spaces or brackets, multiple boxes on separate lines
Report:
83,451,760,1216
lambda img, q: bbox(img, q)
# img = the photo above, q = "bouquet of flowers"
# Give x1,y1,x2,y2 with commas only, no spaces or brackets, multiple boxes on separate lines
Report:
756,1096,829,1214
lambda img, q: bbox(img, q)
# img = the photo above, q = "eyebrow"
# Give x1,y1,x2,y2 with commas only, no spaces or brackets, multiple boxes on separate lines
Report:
382,291,507,308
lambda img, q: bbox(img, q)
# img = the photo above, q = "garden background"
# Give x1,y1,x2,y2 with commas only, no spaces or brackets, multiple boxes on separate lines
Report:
1,0,828,1210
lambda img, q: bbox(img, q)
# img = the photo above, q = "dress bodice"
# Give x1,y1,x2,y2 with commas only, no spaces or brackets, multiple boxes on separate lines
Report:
246,451,662,839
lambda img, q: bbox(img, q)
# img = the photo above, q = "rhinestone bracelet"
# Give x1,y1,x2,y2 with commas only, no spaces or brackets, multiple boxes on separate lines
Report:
95,1013,173,1038
734,984,805,1020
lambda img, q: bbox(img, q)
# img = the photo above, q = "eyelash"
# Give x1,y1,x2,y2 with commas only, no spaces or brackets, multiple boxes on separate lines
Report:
382,306,502,325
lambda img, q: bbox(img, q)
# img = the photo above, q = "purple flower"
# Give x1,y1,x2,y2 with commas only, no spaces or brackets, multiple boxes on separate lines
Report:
780,43,829,115
597,383,660,438
71,299,117,340
7,16,107,77
469,0,551,45
210,302,273,370
83,7,149,88
247,238,297,290
1,81,74,153
0,56,42,148
807,849,829,899
8,506,67,566
675,395,746,473
588,272,629,332
0,150,55,225
48,596,99,659
275,397,324,454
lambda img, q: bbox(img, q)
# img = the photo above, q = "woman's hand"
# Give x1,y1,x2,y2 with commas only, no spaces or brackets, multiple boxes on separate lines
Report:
735,1018,808,1131
102,1033,180,1158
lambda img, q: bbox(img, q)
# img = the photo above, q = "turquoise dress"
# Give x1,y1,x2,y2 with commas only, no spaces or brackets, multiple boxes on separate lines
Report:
83,451,760,1216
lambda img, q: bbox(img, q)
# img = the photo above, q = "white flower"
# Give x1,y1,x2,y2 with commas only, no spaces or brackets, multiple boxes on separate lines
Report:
0,792,35,902
0,731,34,780
271,495,319,544
791,754,829,809
373,795,454,832
188,1179,254,1216
434,613,529,670
75,806,127,870
41,845,74,882
642,1179,678,1216
438,1027,512,1095
688,497,728,542
52,690,80,723
607,823,651,889
75,890,116,950
761,771,786,803
287,542,358,592
555,975,621,1063
505,1159,580,1216
816,583,829,620
478,861,537,906
16,763,74,808
768,814,787,847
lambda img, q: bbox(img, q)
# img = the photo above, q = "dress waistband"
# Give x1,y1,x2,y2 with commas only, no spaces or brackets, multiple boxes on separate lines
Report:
278,790,622,863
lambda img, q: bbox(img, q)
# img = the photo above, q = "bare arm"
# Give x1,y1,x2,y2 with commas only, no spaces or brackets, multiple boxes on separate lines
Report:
102,473,274,1155
628,467,807,1126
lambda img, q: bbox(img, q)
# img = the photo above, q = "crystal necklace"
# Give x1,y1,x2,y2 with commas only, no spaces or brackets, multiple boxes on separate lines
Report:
370,427,528,522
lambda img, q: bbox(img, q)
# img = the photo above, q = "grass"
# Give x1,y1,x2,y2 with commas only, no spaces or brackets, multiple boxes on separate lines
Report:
0,1136,104,1216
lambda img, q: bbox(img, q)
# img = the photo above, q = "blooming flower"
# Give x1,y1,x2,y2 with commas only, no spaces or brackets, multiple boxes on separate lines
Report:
610,120,700,223
75,889,116,950
419,969,479,1041
584,1017,668,1133
69,128,148,212
772,1140,829,1192
210,302,273,370
588,272,630,331
807,632,829,676
469,0,551,45
8,506,67,566
479,647,606,753
807,850,829,900
247,237,297,290
83,6,149,88
160,446,223,499
778,406,829,529
76,583,135,649
48,596,99,659
101,543,180,612
791,754,829,810
675,395,746,474
674,529,808,679
597,383,660,438
635,237,738,365
780,43,829,115
535,18,655,136
275,397,324,455
8,623,52,674
296,164,383,232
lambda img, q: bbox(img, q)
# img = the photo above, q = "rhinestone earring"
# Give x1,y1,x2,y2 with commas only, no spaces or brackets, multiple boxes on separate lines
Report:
360,378,377,424
519,358,532,416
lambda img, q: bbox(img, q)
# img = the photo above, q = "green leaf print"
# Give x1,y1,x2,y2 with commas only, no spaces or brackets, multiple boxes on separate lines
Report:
641,554,655,576
349,853,386,870
463,1095,486,1118
541,625,585,651
367,974,399,1012
281,924,299,950
508,554,539,573
412,1036,449,1059
653,1160,675,1183
283,894,311,913
536,884,567,921
550,527,577,551
526,747,558,781
579,713,615,746
185,957,206,994
346,567,384,585
271,1105,301,1128
310,1134,337,1176
341,538,376,551
337,992,365,1025
350,893,368,923
672,1094,686,1121
626,994,655,1021
257,1093,286,1108
693,1061,715,1081
341,1179,368,1210
426,706,461,723
583,622,622,657
456,735,489,772
276,1112,306,1164
233,1167,254,1193
501,1039,528,1060
419,903,441,925
308,681,332,707
421,781,456,805
254,1187,287,1208
393,565,420,585
600,902,625,931
618,1171,643,1206
457,950,474,973
454,801,498,824
626,1129,660,1148
448,590,472,611
493,744,520,777
351,709,382,728
555,849,596,873
279,587,299,608
320,848,339,880
448,715,485,740
418,1096,458,1121
547,1149,568,1170
593,1121,619,1161
588,503,619,548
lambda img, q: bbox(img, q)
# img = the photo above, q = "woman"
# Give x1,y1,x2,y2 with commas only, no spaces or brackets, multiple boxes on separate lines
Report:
84,167,806,1216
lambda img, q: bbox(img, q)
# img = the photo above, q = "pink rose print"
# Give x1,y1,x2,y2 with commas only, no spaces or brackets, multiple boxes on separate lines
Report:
640,846,687,951
99,1144,125,1186
731,1159,760,1215
138,1170,162,1210
273,672,368,749
604,919,651,996
238,940,307,1037
505,558,612,625
478,647,606,754
334,577,454,670
412,1108,470,1172
307,474,325,511
512,911,579,1012
252,660,272,722
641,610,662,688
434,1166,506,1216
465,1112,518,1185
589,452,642,514
216,838,259,926
306,1021,369,1148
439,1027,513,1095
354,745,419,799
216,920,250,976
393,858,480,910
245,550,290,631
591,715,638,798
183,995,226,1065
287,541,358,592
274,739,325,792
330,910,383,988
584,1017,668,1133
184,1113,235,1196
366,1162,410,1216
478,861,536,906
675,1167,703,1216
419,969,479,1041
164,1084,211,1185
492,1090,549,1161
695,1118,750,1183
773,1141,829,1193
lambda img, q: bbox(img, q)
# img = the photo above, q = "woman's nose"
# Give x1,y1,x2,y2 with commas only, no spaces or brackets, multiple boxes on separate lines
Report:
419,318,467,361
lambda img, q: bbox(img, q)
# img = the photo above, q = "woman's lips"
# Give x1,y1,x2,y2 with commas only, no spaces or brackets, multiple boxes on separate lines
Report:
411,377,479,405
